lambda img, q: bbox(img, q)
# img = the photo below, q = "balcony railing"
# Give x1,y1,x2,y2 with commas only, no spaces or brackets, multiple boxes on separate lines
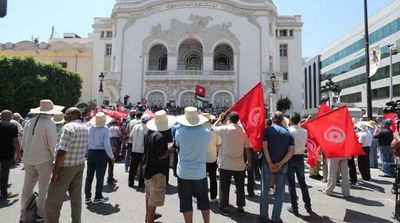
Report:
144,70,235,81
102,72,120,81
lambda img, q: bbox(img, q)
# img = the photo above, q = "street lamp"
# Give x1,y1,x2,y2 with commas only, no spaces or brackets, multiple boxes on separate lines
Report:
99,72,105,92
97,72,105,106
388,44,399,101
320,77,341,107
270,73,276,94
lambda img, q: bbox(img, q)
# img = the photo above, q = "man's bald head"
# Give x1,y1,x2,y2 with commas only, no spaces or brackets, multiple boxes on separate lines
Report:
1,110,12,121
65,107,81,122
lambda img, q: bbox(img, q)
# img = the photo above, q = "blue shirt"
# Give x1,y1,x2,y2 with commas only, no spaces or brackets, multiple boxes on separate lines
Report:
88,126,114,159
264,124,294,163
175,125,211,180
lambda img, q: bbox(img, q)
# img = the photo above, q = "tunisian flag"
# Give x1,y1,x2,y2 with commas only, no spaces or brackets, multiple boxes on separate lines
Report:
301,102,331,167
229,82,265,149
383,112,399,133
302,106,365,158
195,85,206,97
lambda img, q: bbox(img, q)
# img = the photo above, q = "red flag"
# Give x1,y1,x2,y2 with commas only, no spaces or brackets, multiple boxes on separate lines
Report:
101,109,127,119
301,126,321,167
229,82,265,149
383,112,399,133
317,102,332,117
302,106,365,158
195,85,206,97
301,102,331,166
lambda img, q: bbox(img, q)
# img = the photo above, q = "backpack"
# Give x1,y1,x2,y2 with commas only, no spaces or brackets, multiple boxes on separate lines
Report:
20,192,38,223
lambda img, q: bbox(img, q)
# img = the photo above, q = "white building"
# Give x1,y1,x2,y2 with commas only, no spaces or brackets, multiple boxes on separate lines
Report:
305,0,400,116
1,0,304,113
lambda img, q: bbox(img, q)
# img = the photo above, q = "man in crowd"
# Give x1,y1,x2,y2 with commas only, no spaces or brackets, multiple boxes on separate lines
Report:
203,113,221,202
45,107,89,223
212,112,251,216
259,111,294,223
286,112,312,216
107,120,120,184
374,119,395,177
128,114,149,189
142,110,176,223
0,110,21,200
20,99,61,221
125,110,142,172
175,107,211,223
350,122,372,182
323,156,351,198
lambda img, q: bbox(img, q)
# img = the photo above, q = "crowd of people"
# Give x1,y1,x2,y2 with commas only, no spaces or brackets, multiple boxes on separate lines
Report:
0,99,399,223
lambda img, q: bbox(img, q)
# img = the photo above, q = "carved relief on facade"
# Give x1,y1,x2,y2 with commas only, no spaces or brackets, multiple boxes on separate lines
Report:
213,92,233,107
142,14,241,56
147,91,166,107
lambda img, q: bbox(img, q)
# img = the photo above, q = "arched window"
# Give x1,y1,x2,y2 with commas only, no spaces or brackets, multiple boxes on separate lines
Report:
186,54,202,70
213,44,233,70
148,44,168,70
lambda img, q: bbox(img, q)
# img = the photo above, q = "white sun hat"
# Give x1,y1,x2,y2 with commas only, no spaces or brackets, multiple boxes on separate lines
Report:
146,110,177,131
30,99,64,114
90,112,112,127
52,112,65,124
177,107,208,127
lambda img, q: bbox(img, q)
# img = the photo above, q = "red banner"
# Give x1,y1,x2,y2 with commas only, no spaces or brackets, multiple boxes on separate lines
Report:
229,82,265,149
317,102,332,116
383,112,399,133
302,106,365,158
195,85,206,97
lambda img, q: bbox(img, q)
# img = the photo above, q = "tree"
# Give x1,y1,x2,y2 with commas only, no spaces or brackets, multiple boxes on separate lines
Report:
277,96,292,113
0,57,82,115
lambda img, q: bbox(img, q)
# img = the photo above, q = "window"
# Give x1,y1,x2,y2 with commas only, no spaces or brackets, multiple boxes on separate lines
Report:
106,31,113,38
372,86,389,100
289,30,294,37
279,44,288,57
58,62,67,68
304,68,308,109
279,30,287,37
340,92,362,103
100,31,104,38
283,72,288,81
105,44,112,56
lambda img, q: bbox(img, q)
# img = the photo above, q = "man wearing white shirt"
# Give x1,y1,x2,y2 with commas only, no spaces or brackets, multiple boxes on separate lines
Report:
128,115,149,188
286,113,312,216
20,100,62,222
355,122,372,181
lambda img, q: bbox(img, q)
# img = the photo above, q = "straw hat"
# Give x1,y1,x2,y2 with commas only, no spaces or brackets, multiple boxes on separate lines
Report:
177,107,208,127
366,120,378,129
90,112,112,127
355,122,368,132
202,113,216,121
52,112,65,124
30,99,64,114
146,110,176,131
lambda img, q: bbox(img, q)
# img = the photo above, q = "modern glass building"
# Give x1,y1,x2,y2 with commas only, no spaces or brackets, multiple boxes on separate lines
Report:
304,0,400,116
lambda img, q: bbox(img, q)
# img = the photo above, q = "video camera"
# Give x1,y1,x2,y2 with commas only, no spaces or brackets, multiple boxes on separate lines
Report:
384,100,400,114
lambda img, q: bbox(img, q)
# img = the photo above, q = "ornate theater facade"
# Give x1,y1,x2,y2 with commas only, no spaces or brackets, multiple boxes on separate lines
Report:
92,0,304,112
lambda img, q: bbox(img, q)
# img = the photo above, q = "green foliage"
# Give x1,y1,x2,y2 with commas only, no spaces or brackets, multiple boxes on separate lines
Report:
77,100,96,116
277,96,292,113
0,56,82,115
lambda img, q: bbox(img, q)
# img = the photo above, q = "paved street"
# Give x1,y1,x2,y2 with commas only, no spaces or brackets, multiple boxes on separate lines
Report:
0,162,398,223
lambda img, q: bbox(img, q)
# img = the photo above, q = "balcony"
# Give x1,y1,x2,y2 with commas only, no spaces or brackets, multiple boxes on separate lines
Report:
144,70,235,81
102,71,120,82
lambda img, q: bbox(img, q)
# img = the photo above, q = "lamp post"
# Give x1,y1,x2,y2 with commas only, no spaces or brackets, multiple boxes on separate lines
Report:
97,72,105,106
363,0,373,120
389,44,399,101
320,77,341,107
270,73,276,94
269,72,277,117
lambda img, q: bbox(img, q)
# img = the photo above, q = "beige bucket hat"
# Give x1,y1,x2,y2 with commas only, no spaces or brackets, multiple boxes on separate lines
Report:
177,107,208,127
52,112,65,124
146,110,177,131
355,122,368,132
90,112,112,127
30,99,64,114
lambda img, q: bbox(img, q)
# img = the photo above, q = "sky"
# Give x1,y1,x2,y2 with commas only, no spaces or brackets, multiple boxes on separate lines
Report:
0,0,394,57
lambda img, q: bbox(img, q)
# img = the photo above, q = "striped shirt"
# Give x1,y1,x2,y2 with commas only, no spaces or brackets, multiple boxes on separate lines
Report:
56,120,89,167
